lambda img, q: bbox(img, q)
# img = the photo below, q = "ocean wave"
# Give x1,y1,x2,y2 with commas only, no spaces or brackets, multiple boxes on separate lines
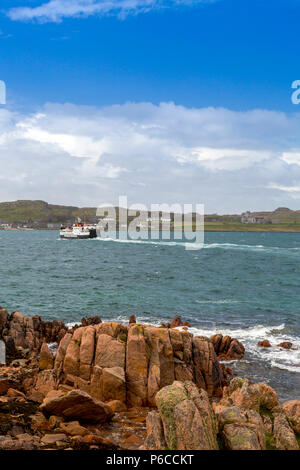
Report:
93,237,300,256
47,341,58,355
203,243,300,256
95,237,204,249
65,321,81,328
195,299,244,304
185,323,300,374
270,361,300,373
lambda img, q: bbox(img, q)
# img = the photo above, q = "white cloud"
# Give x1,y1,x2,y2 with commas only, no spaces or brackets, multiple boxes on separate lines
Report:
1,101,300,212
175,147,271,170
281,150,300,165
268,184,300,194
7,0,215,23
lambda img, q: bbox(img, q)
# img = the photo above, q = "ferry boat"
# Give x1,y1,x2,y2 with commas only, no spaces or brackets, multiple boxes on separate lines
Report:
60,223,97,240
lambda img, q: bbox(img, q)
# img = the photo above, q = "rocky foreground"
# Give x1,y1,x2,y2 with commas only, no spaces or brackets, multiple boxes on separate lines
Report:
0,306,299,451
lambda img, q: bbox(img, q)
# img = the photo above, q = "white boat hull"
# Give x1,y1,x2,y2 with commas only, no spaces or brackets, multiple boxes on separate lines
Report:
60,225,97,240
60,232,90,240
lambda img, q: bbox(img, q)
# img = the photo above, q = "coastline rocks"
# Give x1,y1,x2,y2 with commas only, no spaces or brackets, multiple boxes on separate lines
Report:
126,324,149,407
107,400,127,413
0,307,8,336
216,406,266,450
60,421,88,436
129,315,136,324
193,336,225,397
144,410,166,450
258,340,271,348
210,334,245,360
145,381,218,450
0,309,68,363
0,437,37,450
54,322,226,406
220,377,281,414
282,400,300,435
277,342,293,350
169,316,191,329
27,370,58,402
63,327,84,377
257,340,296,351
40,433,68,448
5,312,43,351
40,389,114,424
81,316,102,327
273,414,299,450
98,367,126,403
215,378,299,450
54,333,72,375
0,376,18,395
39,342,54,370
170,316,183,328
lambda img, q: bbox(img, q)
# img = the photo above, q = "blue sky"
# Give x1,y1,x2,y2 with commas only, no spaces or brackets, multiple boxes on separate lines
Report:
1,0,299,111
0,0,300,212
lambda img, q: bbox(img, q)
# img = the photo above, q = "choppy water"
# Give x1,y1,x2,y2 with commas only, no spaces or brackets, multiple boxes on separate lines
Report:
0,230,299,400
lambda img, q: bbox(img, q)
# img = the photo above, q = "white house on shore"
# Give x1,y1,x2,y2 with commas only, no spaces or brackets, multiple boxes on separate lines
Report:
241,211,267,224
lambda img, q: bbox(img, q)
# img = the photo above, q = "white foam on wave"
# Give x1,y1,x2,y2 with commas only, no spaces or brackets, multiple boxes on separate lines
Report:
94,237,300,257
185,323,300,374
195,299,244,304
95,237,203,250
203,243,264,250
47,342,58,356
65,321,81,328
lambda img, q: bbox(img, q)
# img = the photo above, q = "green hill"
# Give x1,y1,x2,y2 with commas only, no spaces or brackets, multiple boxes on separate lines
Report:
0,200,97,225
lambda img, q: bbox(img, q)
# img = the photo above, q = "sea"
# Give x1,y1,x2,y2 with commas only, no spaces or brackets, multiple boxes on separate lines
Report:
0,229,299,400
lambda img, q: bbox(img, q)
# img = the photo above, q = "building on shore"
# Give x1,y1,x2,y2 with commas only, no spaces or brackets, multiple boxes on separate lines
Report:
241,211,271,224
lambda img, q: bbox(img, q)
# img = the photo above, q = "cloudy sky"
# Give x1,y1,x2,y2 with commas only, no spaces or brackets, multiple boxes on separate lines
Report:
0,0,300,213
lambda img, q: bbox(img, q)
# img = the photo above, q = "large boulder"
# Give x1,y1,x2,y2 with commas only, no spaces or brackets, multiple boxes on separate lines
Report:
98,366,126,403
145,381,218,450
273,414,299,450
39,342,54,370
0,307,8,336
126,324,149,407
193,336,225,397
28,370,58,402
54,332,72,374
40,389,113,423
258,340,271,348
216,405,266,450
95,333,125,369
282,400,300,436
60,421,88,436
277,342,293,350
5,312,43,351
146,327,175,406
220,377,281,414
210,334,245,360
170,316,183,328
169,329,194,384
144,410,167,450
0,376,18,395
63,327,84,376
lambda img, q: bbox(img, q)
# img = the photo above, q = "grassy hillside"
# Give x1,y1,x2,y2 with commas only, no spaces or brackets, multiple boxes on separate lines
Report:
0,200,97,224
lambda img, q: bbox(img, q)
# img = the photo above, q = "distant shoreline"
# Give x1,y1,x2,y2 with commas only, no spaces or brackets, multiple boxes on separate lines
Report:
2,226,300,233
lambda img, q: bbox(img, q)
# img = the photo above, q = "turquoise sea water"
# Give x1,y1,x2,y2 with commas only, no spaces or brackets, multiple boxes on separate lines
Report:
0,230,299,400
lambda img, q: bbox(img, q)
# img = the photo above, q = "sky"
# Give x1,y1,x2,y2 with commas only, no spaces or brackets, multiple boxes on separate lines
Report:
0,0,300,213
